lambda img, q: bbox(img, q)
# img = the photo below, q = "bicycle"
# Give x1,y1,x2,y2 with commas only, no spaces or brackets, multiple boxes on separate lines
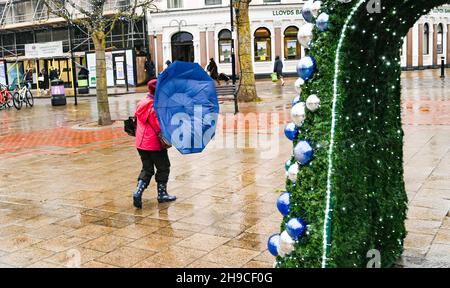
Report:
13,82,34,110
0,84,15,110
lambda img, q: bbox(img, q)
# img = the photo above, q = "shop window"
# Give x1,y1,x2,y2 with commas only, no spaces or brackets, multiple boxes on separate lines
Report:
423,23,430,55
284,26,301,60
168,0,183,9
205,0,221,5
254,27,271,62
218,29,232,63
437,24,444,54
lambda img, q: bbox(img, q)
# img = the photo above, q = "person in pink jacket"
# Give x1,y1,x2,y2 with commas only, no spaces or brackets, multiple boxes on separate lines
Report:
133,79,176,209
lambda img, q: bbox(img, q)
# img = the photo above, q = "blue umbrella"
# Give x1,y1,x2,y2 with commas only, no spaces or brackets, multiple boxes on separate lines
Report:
154,61,220,155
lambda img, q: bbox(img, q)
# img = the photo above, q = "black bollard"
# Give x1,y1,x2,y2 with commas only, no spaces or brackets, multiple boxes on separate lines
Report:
441,57,445,79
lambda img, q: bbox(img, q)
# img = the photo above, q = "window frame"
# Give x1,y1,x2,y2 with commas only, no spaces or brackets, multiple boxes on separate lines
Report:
283,26,301,60
423,23,430,55
218,29,232,64
254,27,272,62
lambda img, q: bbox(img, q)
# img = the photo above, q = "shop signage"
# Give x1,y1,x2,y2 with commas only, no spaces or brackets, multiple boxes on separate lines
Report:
272,9,302,17
25,41,64,59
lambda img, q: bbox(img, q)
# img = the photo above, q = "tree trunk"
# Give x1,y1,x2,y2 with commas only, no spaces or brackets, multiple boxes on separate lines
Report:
235,1,259,102
92,31,113,126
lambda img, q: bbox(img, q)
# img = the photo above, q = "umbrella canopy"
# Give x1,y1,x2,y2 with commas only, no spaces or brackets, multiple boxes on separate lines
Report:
154,61,220,155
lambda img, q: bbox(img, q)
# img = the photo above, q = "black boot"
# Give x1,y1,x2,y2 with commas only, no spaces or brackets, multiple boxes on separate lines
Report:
157,182,176,203
133,180,148,209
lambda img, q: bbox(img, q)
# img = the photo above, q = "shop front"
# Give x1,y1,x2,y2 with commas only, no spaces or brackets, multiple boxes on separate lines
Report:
148,3,307,76
85,48,138,88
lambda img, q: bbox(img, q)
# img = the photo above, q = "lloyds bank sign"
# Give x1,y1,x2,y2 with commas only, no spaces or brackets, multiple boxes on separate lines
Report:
272,9,302,17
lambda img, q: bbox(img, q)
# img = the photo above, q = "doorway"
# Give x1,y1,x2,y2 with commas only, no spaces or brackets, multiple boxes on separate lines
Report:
171,32,194,62
113,53,127,86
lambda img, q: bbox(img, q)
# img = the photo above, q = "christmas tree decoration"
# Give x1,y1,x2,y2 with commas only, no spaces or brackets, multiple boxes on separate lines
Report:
306,94,321,112
277,192,291,216
301,0,314,23
294,141,314,165
287,163,299,183
294,78,305,94
286,218,307,240
316,12,330,32
274,0,441,269
268,234,281,257
279,231,295,257
284,123,299,141
297,56,316,81
297,23,314,49
291,102,306,127
292,95,301,106
311,1,322,18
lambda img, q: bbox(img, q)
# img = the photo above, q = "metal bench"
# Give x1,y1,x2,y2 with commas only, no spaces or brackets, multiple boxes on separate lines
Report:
216,84,239,114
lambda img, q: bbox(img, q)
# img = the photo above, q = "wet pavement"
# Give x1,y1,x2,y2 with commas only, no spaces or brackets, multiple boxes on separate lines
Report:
0,70,449,268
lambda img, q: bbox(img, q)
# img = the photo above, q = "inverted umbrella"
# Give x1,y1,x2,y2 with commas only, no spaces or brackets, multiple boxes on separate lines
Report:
154,61,220,155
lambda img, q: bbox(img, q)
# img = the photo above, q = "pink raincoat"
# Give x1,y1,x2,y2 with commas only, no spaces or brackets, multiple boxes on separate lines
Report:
135,94,163,151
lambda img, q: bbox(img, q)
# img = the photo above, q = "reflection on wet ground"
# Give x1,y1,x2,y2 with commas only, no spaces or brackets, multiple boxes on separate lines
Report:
0,70,449,267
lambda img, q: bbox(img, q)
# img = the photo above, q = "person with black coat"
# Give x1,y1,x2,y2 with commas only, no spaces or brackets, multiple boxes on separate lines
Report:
207,58,220,85
273,56,285,86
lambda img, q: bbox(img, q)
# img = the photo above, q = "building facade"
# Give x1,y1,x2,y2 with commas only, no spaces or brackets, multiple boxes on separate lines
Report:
148,0,450,76
401,6,450,69
1,0,449,88
0,0,147,88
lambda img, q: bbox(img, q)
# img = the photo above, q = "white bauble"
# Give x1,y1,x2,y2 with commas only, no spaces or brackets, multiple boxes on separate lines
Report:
311,1,322,18
306,94,321,112
291,102,306,127
294,78,305,94
279,231,295,257
287,163,299,183
297,23,314,49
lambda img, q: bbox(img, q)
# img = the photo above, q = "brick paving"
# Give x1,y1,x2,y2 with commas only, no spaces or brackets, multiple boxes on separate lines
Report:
0,71,449,268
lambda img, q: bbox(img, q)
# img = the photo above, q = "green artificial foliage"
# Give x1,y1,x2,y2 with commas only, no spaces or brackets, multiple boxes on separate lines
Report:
278,0,449,268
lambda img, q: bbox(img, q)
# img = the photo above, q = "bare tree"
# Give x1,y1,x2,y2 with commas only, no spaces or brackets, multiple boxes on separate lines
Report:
234,0,259,102
43,0,156,125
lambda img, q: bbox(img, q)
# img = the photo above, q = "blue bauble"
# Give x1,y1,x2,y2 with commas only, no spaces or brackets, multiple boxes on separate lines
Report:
294,141,314,165
268,234,281,256
316,12,330,32
286,218,306,240
302,2,314,23
297,56,316,81
292,95,301,106
284,123,299,141
277,192,291,216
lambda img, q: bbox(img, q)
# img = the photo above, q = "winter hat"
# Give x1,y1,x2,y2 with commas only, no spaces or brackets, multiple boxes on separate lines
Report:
147,79,157,95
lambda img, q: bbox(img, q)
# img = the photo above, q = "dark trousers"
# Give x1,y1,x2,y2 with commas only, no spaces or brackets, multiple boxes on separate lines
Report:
137,149,171,184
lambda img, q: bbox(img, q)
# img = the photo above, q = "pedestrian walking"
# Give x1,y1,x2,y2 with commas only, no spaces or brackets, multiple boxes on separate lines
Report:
207,58,220,85
132,79,177,209
273,56,285,86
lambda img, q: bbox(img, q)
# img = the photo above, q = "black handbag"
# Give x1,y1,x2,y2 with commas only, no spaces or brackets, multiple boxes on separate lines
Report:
124,116,137,137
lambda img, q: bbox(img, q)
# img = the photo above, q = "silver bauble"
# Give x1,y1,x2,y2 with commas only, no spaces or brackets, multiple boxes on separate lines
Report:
297,23,314,49
279,231,295,257
294,78,305,94
306,94,321,112
291,102,306,127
